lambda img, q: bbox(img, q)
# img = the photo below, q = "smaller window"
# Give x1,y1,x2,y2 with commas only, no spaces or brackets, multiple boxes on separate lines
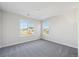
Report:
43,21,49,36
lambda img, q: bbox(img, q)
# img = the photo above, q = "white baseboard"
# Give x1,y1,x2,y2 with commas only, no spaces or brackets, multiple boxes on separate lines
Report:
0,39,38,48
43,38,78,49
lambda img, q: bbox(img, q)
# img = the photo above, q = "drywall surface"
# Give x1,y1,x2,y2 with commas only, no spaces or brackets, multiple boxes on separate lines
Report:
78,8,79,56
1,11,41,48
43,8,78,48
0,11,2,48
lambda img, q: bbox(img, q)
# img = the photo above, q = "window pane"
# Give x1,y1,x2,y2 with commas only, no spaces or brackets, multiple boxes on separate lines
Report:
27,21,35,35
43,21,49,35
20,20,35,37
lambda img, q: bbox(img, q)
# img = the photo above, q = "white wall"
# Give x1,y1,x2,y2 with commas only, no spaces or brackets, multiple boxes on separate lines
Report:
0,10,2,48
78,7,79,56
43,8,78,48
1,11,41,48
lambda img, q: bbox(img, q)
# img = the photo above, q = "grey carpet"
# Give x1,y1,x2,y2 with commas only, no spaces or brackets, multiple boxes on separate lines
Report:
0,39,78,57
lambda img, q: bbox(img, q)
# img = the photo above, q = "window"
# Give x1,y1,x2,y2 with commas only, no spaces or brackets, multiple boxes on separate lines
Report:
20,20,35,37
43,21,49,36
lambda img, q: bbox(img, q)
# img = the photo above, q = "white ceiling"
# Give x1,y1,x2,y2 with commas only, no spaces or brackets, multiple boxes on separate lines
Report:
0,2,78,20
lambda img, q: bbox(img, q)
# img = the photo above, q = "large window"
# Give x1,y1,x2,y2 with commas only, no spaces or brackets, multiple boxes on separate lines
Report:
20,20,48,37
42,21,49,36
20,20,35,37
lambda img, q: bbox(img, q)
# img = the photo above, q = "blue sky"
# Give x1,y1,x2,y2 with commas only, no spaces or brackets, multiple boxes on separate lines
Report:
20,20,28,29
20,20,48,29
43,21,48,28
20,20,34,29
